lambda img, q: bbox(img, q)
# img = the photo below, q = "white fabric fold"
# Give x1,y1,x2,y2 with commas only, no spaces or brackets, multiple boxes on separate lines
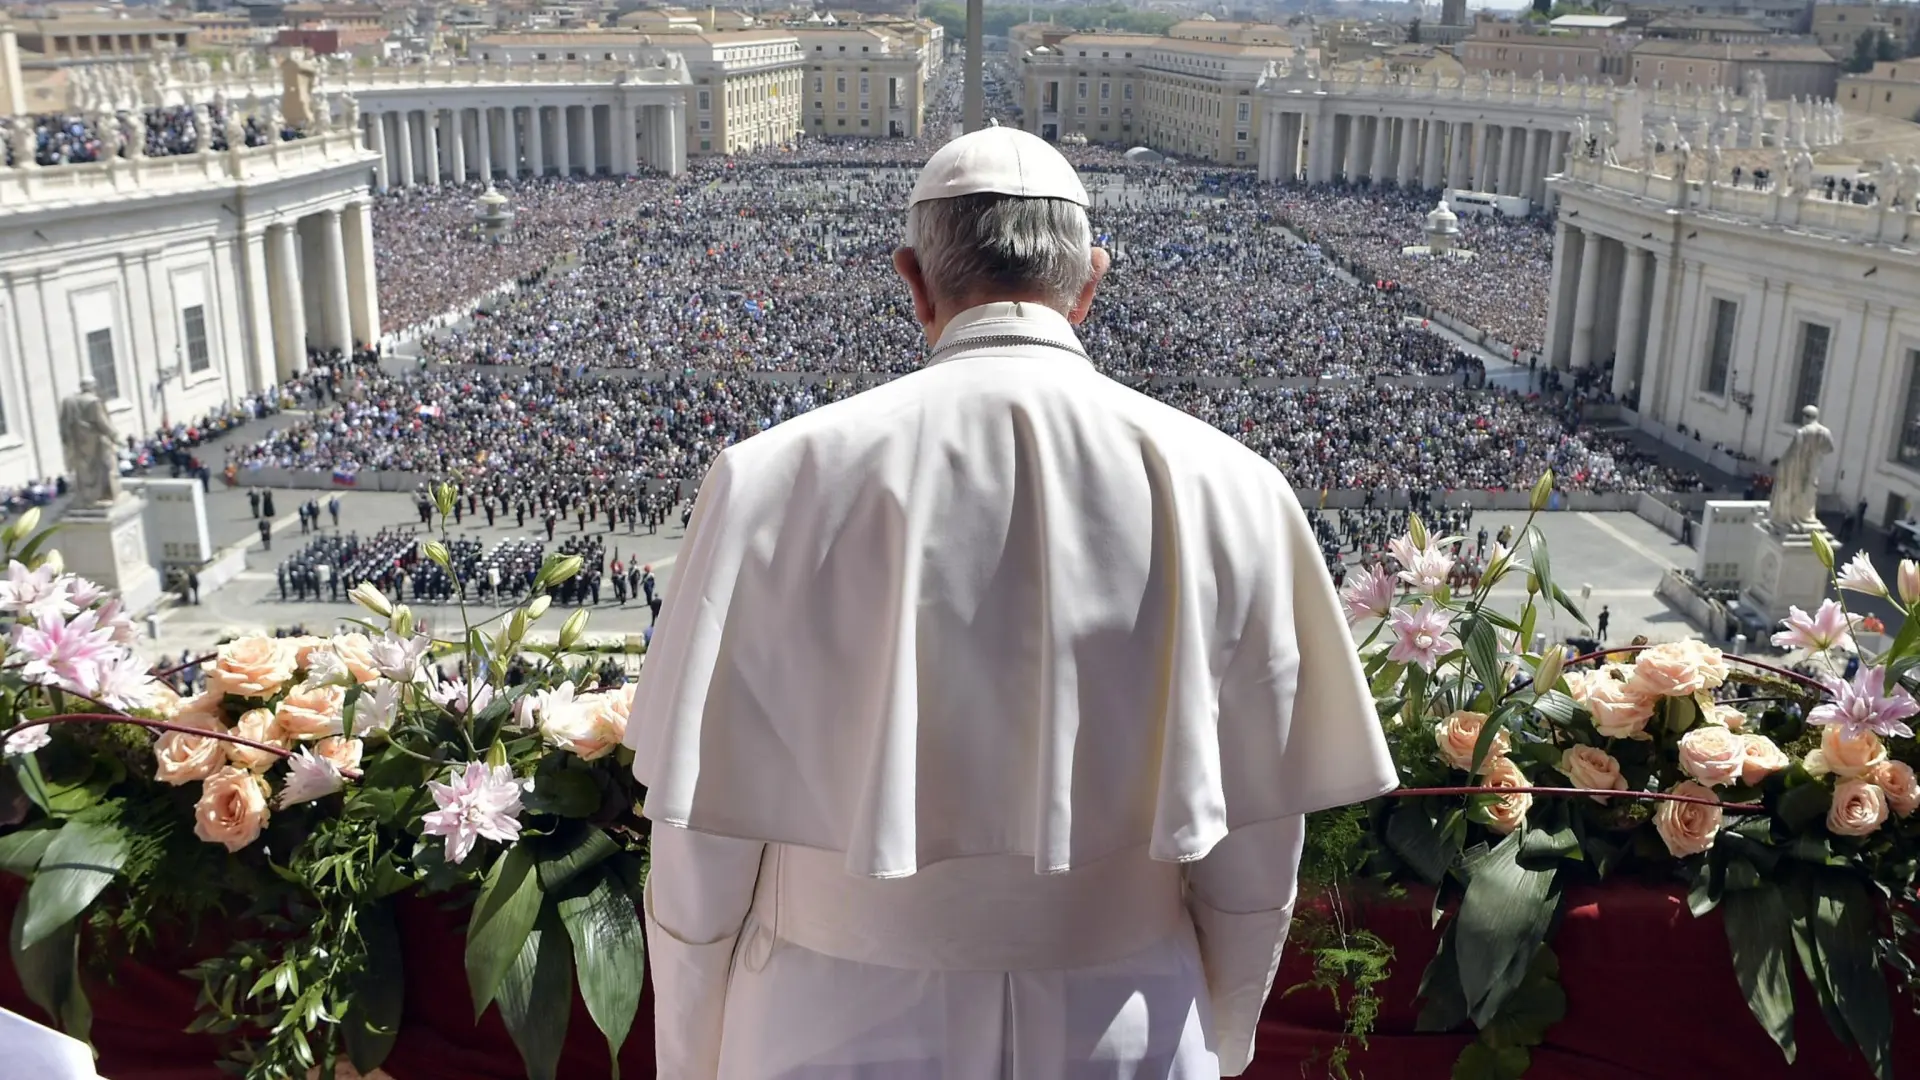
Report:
627,302,1396,879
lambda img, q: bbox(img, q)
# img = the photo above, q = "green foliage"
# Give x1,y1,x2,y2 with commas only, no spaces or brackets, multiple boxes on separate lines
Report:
1286,905,1394,1080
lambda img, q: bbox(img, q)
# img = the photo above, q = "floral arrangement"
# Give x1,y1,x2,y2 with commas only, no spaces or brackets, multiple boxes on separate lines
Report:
1304,475,1917,1080
0,488,649,1080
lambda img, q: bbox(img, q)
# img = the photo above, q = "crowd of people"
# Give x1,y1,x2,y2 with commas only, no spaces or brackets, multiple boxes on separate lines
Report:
2,101,302,168
1274,184,1555,356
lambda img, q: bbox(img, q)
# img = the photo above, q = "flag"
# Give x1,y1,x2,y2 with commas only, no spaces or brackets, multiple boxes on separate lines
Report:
331,467,358,487
417,405,443,419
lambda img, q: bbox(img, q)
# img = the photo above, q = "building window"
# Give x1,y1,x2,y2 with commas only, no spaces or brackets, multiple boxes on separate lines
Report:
1078,81,1087,99
814,75,822,93
1100,81,1110,100
1892,349,1920,468
1701,298,1737,396
86,328,118,399
1237,101,1250,123
182,305,211,372
859,76,868,93
836,76,846,93
701,139,711,151
698,90,710,111
699,119,711,131
1789,322,1832,419
1124,84,1132,100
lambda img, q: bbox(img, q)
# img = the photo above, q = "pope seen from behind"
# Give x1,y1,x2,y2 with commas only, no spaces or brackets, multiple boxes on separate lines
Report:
623,124,1398,1079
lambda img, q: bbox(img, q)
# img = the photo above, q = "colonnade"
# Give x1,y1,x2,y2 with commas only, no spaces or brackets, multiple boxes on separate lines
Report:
363,99,686,190
261,200,380,378
1259,109,1571,202
1543,222,1666,401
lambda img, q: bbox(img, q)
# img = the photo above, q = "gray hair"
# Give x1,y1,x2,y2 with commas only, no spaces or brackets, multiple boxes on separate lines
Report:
905,193,1093,310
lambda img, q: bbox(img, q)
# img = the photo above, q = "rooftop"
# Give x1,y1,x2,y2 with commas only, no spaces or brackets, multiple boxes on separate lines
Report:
1630,40,1838,61
1549,14,1629,29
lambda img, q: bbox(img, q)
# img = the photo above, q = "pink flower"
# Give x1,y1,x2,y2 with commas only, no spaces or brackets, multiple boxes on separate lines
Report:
76,649,159,711
1341,564,1397,625
1388,602,1456,672
13,611,118,693
3,725,50,757
421,762,524,865
1388,536,1453,595
1837,552,1889,598
278,749,345,808
428,676,496,717
0,561,75,623
1770,599,1855,653
1809,666,1918,740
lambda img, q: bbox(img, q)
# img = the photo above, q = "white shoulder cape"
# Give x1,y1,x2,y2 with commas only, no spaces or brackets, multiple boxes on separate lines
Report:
626,314,1396,879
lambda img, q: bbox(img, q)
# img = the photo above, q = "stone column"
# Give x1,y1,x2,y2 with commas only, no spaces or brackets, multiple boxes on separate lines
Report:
615,99,635,174
367,112,388,192
1639,253,1676,421
447,108,467,183
1550,130,1570,175
666,100,686,176
1611,247,1650,398
1522,126,1542,201
1421,119,1444,189
316,208,353,352
1544,220,1575,368
1498,125,1516,193
1370,115,1391,182
582,103,598,175
239,227,277,392
394,109,415,188
421,110,441,184
1570,231,1605,369
529,104,546,176
556,104,573,175
266,222,306,378
477,106,494,181
1472,121,1491,191
342,200,380,348
1396,117,1418,186
1448,120,1470,191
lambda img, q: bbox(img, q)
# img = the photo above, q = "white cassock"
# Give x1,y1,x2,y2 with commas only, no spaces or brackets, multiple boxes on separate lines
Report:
626,302,1396,1079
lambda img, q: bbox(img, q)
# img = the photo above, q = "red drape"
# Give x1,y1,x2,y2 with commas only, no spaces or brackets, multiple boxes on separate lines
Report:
1,879,1910,1079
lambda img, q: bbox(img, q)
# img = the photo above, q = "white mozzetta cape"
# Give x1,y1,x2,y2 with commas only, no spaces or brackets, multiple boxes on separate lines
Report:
628,303,1395,879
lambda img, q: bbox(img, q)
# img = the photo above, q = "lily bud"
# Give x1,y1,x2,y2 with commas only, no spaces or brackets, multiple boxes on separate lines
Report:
1534,646,1565,694
542,555,583,589
507,607,530,644
1526,572,1540,597
1407,512,1429,550
424,541,451,570
38,549,63,576
525,594,552,621
1901,559,1920,608
1530,470,1555,513
1809,529,1834,572
349,582,393,619
485,740,510,769
559,608,589,650
4,507,41,544
391,604,414,637
433,483,456,518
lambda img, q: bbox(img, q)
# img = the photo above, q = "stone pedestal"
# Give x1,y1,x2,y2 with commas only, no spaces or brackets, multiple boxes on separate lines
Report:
58,496,163,615
1740,521,1831,627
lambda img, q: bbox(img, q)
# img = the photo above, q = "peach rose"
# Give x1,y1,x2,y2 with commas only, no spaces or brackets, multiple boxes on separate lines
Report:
540,694,627,761
275,685,346,741
1480,757,1534,835
227,708,287,771
152,710,230,786
147,682,184,720
1805,726,1888,780
1653,780,1723,858
207,637,296,699
1739,734,1793,786
173,691,228,729
1868,761,1920,817
1557,745,1629,802
284,636,328,670
193,767,271,852
1704,704,1748,732
1434,710,1509,773
1565,669,1656,739
1827,778,1891,837
329,634,382,685
1627,640,1726,700
1677,725,1747,787
315,736,363,772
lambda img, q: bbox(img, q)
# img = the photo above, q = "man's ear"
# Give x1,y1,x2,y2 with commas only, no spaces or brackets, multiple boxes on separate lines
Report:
1067,247,1111,325
894,247,936,329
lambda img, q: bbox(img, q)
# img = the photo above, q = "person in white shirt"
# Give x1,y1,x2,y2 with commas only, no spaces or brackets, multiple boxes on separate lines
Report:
626,124,1397,1080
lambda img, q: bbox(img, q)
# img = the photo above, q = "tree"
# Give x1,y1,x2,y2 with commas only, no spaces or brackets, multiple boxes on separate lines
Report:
1846,28,1883,73
1532,0,1552,16
1407,16,1422,43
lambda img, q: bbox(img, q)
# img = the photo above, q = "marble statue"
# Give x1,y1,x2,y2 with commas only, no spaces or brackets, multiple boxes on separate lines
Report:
1643,129,1659,166
127,110,147,159
1532,71,1544,97
1880,157,1904,208
1706,139,1721,184
58,380,122,508
1674,138,1691,181
1791,149,1815,193
1260,59,1277,83
1906,157,1920,209
344,93,362,130
11,123,36,168
193,104,212,153
97,112,121,161
1770,407,1834,532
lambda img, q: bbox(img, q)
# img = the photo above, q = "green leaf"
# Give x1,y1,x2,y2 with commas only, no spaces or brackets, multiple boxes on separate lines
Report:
525,768,602,820
1550,584,1588,627
558,871,646,1071
1452,1040,1530,1080
11,755,96,816
1469,708,1507,778
537,826,621,893
1387,806,1453,886
1480,947,1564,1049
1455,834,1558,1027
1665,694,1697,736
9,899,89,1040
343,902,405,1073
1416,922,1471,1032
21,820,127,950
1524,525,1553,599
1518,820,1579,865
0,827,55,878
1463,618,1504,699
496,906,573,1080
1814,873,1893,1079
1722,884,1798,1065
1777,782,1833,833
466,844,545,1018
1530,689,1578,726
1370,660,1407,698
